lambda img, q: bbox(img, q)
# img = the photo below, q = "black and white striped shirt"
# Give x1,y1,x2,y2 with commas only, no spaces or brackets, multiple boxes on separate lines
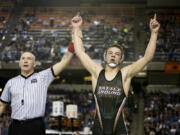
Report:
0,68,55,120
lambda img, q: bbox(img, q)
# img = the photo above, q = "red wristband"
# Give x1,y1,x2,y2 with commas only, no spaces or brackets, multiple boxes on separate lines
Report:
68,41,74,53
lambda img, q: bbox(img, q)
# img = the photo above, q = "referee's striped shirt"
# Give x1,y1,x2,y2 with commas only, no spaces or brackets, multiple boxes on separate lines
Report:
0,68,55,120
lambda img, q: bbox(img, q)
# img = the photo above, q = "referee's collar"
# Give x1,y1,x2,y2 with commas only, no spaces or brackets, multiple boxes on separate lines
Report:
21,72,35,79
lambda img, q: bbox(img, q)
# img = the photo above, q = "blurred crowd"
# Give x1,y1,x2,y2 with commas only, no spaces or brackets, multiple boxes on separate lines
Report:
144,92,180,135
0,6,135,62
1,4,180,62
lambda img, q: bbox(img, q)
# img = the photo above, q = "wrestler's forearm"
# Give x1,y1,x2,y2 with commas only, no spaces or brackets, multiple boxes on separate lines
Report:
144,32,158,62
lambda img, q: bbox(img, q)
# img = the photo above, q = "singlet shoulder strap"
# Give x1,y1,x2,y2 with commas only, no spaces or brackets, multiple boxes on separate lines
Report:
119,69,128,98
118,69,122,79
97,69,105,81
94,69,105,94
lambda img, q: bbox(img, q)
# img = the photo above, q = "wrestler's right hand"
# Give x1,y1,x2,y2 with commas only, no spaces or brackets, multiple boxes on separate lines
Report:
72,12,83,41
71,12,83,28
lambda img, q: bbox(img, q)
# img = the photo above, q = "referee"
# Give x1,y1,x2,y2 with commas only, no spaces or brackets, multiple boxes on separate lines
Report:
0,42,74,135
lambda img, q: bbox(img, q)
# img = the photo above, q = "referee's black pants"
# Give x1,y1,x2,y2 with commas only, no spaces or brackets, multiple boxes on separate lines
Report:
8,117,45,135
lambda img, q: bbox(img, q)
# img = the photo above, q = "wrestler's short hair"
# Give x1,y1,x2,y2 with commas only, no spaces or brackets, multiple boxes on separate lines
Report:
106,44,124,54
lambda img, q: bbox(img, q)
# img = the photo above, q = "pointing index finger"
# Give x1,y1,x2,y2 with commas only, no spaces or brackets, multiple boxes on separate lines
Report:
154,13,157,20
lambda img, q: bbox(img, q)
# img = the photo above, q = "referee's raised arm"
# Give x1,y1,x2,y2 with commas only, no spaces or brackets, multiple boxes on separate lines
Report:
52,41,74,76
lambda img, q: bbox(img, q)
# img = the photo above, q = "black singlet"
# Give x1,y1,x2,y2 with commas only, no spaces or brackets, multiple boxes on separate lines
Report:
93,69,128,135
